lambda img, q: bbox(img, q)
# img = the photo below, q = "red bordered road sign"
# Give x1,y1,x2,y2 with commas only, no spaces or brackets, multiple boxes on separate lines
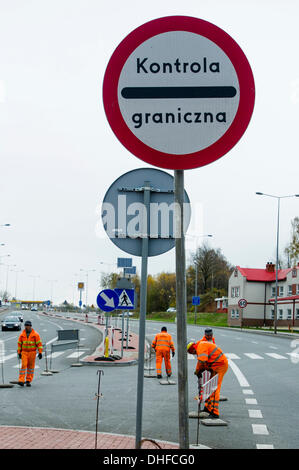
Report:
103,16,255,170
238,298,248,308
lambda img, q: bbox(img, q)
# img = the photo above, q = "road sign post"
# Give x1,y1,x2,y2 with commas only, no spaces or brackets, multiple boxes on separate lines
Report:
102,15,254,450
174,169,189,449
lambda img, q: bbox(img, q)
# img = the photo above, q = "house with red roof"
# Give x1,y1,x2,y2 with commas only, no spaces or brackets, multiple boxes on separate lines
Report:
228,262,299,327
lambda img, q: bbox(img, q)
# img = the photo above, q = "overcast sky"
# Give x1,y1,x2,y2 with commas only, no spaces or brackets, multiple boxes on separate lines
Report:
0,0,298,305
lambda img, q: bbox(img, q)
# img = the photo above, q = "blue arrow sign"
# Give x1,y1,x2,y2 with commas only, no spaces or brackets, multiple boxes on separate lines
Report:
192,296,200,306
114,288,135,310
97,289,119,312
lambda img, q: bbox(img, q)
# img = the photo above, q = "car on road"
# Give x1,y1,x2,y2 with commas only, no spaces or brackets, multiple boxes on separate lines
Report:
1,315,22,331
166,307,176,313
21,305,29,310
31,306,38,311
10,311,24,322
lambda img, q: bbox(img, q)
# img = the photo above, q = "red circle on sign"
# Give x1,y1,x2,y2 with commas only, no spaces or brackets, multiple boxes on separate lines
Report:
238,299,248,308
102,16,255,170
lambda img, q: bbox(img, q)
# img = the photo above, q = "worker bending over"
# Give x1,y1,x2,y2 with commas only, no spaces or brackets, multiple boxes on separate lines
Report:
17,320,43,387
187,340,228,418
152,327,175,379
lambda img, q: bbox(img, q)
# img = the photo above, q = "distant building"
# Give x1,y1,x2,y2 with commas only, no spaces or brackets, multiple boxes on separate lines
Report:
228,262,299,327
215,296,228,313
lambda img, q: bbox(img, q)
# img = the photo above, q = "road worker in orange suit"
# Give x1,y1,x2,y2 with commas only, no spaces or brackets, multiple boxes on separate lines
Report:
152,327,175,379
17,320,43,387
187,340,228,418
199,328,215,344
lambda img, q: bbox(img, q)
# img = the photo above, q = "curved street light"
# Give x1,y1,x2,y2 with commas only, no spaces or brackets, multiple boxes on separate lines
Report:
256,192,299,334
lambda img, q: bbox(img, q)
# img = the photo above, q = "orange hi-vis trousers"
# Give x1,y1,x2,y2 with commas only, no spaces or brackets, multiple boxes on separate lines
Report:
19,351,37,384
204,359,228,417
156,350,172,376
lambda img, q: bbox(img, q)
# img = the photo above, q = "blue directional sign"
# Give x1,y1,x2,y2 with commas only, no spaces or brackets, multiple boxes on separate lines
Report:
124,267,136,275
114,288,135,310
97,289,120,312
45,300,51,306
117,258,132,268
79,300,82,307
192,296,201,306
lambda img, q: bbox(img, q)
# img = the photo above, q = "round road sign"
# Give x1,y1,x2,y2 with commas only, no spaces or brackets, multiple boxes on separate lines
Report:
238,298,248,308
103,16,255,170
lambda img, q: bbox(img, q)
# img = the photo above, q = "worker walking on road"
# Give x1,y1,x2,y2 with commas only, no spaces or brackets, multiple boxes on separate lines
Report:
187,340,228,418
17,320,43,387
199,327,215,343
152,327,175,379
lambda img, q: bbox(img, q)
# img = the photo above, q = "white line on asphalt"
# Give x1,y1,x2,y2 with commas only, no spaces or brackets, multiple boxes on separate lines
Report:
265,353,287,359
66,351,86,358
0,335,18,342
248,409,263,419
269,346,278,350
244,353,264,360
286,352,299,358
252,424,269,435
256,444,274,449
242,389,254,395
227,359,250,387
46,337,58,346
251,341,259,344
13,364,40,369
245,398,258,405
2,353,17,362
50,351,65,358
225,353,241,360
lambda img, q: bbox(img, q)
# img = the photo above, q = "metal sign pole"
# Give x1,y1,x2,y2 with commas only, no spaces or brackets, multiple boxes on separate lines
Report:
121,312,124,359
126,313,129,349
135,182,150,449
174,169,189,449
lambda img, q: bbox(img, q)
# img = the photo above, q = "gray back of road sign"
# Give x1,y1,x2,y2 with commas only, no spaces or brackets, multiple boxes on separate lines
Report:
102,168,191,257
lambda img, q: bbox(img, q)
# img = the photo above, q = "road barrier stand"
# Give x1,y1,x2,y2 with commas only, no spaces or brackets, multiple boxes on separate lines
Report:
144,341,156,378
94,369,104,450
0,341,14,388
41,344,53,376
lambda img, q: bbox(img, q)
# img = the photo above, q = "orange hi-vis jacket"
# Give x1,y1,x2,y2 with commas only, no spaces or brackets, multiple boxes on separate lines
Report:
194,340,227,374
152,332,175,352
17,329,43,354
199,335,215,344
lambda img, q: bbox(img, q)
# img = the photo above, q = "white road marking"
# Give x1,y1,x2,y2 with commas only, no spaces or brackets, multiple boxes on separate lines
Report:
228,359,250,387
46,337,58,346
225,353,241,360
2,353,17,362
244,353,264,360
256,444,274,449
66,351,86,358
242,389,254,395
251,341,258,344
0,335,18,342
13,364,40,369
50,351,65,358
248,409,263,419
269,346,278,350
245,398,258,405
252,424,269,435
286,352,299,358
265,353,287,359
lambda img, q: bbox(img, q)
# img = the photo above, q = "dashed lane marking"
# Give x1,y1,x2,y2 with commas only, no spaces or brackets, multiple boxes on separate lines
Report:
252,424,269,435
245,398,258,405
248,409,263,419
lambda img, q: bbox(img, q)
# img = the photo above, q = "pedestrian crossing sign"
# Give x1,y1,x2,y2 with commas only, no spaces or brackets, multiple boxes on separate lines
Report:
114,288,135,309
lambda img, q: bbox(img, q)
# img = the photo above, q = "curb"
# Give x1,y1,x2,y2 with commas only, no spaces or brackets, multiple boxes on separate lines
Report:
40,311,139,367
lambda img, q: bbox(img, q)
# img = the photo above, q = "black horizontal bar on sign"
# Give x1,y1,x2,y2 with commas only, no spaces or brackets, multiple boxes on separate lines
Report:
121,86,237,99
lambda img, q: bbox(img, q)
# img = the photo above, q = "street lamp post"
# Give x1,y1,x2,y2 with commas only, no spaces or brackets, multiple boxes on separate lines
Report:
256,192,299,334
80,269,96,308
11,269,24,299
48,280,58,304
29,275,40,302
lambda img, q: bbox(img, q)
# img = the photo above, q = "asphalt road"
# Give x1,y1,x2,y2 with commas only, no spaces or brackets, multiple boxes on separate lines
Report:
1,309,299,449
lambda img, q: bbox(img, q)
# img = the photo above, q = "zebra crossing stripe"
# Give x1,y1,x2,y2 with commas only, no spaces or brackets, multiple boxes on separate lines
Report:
265,353,287,359
252,424,269,435
244,353,264,359
66,351,86,358
225,353,240,359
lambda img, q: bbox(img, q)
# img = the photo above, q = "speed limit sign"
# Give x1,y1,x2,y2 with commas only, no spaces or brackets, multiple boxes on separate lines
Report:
238,298,247,308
